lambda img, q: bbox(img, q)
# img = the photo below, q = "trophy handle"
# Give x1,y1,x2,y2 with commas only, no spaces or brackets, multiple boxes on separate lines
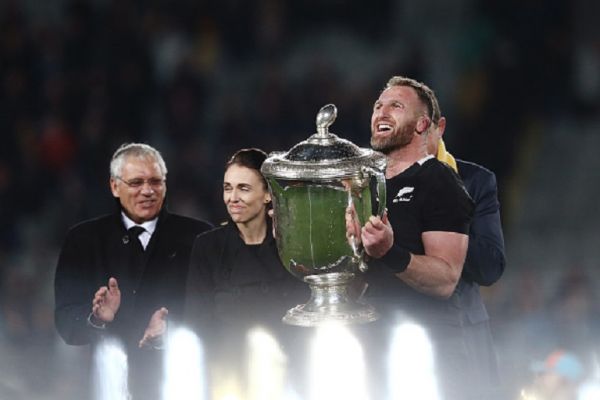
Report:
362,166,387,218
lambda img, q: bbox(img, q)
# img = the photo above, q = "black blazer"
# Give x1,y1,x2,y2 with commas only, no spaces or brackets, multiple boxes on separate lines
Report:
454,159,506,324
184,221,308,336
54,207,212,348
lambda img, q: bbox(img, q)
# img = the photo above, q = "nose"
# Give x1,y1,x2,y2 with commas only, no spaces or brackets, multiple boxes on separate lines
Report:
229,188,240,202
372,107,385,121
140,183,155,194
378,104,392,116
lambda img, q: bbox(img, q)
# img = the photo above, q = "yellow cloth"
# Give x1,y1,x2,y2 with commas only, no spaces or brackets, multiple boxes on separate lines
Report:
436,139,458,173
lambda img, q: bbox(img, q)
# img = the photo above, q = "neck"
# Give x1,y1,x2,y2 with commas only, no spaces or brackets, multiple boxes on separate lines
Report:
236,216,267,245
384,143,428,178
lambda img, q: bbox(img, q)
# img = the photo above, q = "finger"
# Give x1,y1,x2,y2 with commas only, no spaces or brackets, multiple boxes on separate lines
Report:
345,211,358,238
139,334,150,348
368,216,386,229
361,228,378,246
362,221,382,236
93,289,107,305
108,277,119,292
152,307,168,321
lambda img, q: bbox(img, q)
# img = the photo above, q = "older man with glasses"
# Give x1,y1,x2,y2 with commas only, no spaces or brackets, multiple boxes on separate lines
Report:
54,142,211,400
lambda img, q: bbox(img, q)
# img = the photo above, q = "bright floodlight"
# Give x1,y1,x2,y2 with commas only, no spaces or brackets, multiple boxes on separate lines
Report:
93,338,129,400
579,382,600,400
162,327,206,400
388,322,441,400
247,327,289,400
211,366,243,400
308,323,368,400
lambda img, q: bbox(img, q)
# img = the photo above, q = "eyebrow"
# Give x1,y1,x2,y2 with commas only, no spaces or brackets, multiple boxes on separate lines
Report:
223,182,253,188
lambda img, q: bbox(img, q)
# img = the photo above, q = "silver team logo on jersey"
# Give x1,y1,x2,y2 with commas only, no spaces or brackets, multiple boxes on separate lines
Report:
393,186,414,203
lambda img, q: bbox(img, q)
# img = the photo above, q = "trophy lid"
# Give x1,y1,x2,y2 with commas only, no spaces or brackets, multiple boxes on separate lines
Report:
261,104,386,180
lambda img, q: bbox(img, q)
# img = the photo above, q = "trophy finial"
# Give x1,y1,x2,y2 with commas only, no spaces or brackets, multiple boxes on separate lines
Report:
316,104,337,136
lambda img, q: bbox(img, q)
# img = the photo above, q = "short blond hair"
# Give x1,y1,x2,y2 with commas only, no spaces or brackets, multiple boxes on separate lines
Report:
384,76,438,123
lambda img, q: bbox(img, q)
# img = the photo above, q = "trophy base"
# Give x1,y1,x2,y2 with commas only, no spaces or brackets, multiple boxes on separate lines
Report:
282,272,379,327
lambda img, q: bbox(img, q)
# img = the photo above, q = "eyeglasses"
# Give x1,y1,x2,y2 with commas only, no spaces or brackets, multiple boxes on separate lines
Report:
116,176,166,189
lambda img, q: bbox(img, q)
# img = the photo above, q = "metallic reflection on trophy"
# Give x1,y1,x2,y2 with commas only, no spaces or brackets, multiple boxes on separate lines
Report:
261,104,387,327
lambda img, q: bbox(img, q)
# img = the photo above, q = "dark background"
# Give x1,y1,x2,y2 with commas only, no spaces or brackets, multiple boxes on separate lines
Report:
0,0,599,398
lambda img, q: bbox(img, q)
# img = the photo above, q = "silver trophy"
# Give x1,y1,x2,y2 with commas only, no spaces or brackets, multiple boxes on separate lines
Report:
261,104,386,327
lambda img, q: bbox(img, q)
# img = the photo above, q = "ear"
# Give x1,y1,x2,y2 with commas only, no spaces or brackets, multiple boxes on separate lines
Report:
415,116,431,135
437,116,447,137
265,192,272,203
110,178,120,198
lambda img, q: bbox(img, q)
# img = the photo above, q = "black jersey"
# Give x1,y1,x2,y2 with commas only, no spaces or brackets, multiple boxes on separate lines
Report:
364,156,474,324
385,155,472,254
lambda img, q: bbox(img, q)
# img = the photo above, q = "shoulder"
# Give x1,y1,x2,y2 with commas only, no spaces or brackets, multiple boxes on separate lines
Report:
59,214,120,251
65,213,118,237
421,158,466,190
190,223,230,258
162,212,213,234
421,157,455,176
457,159,496,182
194,222,229,244
456,159,498,197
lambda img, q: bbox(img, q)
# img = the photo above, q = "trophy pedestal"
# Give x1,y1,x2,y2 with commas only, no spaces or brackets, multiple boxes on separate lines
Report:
283,272,379,327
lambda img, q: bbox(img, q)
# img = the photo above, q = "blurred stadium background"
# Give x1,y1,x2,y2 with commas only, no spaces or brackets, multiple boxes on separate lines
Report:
0,0,599,398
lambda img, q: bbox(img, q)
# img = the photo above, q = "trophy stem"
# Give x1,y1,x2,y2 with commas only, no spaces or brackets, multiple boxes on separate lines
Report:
282,272,379,327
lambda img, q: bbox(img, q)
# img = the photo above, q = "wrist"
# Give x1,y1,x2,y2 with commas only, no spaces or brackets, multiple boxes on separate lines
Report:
87,312,107,330
379,245,411,273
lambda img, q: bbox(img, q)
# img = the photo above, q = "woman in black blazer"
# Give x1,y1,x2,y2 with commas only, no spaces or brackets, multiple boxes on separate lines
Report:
184,148,307,396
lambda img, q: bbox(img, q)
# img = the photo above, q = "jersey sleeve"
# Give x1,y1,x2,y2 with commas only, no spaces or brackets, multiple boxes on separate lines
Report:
422,166,473,234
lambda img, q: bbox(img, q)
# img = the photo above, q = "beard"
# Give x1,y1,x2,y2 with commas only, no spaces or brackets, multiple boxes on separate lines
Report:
370,120,416,154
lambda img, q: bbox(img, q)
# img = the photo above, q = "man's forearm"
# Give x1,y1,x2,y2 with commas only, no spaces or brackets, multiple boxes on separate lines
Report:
397,254,462,298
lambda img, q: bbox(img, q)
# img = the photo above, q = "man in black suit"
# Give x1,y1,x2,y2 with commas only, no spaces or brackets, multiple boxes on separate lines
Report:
54,143,211,399
427,97,506,399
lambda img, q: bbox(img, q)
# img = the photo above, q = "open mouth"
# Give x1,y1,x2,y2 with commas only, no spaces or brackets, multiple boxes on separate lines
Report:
377,123,393,132
374,121,394,134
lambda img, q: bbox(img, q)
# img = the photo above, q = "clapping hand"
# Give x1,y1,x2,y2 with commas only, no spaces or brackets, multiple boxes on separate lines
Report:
92,277,121,323
139,307,168,348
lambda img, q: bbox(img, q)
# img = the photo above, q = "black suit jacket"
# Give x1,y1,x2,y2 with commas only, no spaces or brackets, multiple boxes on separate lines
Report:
54,207,212,349
455,159,506,324
184,221,307,335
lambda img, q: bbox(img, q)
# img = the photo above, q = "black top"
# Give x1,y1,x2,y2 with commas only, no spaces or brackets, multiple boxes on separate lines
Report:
184,221,308,336
364,157,474,325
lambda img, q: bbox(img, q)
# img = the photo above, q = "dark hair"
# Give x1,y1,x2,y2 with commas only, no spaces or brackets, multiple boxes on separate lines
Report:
225,148,268,188
384,76,438,123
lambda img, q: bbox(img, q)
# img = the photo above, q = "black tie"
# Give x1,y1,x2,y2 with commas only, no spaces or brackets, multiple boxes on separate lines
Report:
128,226,146,251
128,226,147,280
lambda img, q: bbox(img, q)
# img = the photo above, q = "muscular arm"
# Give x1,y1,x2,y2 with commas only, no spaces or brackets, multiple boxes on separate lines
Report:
399,231,468,298
360,215,468,299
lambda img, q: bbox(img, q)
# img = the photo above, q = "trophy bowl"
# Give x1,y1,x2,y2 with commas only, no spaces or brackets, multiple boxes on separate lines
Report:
261,104,386,327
